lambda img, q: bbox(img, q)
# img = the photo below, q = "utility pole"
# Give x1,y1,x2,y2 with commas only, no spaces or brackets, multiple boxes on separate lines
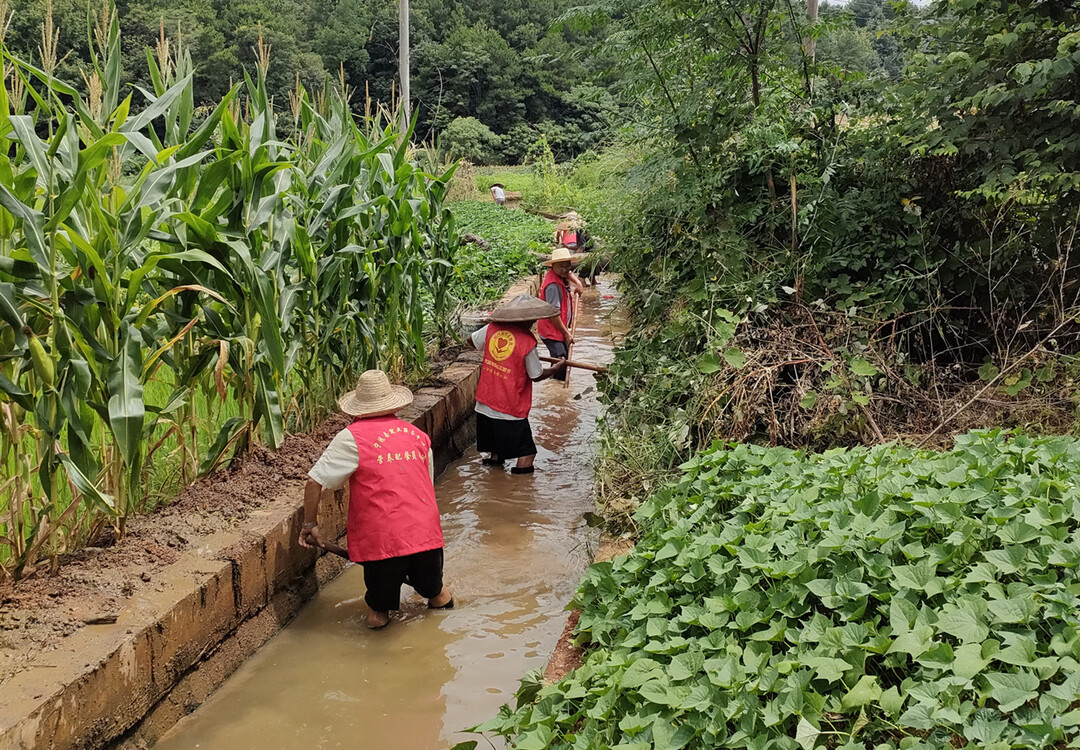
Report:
399,0,410,132
806,0,819,61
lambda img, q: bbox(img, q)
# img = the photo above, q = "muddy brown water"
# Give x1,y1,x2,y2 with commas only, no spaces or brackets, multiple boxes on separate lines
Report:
154,280,625,750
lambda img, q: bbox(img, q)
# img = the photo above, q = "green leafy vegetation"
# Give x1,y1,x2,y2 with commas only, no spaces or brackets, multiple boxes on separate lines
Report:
0,10,458,577
440,117,501,165
470,430,1080,749
448,201,551,307
474,166,539,200
570,0,1080,509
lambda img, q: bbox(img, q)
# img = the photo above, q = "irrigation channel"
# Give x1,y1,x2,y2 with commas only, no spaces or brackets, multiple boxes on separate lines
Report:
153,280,626,750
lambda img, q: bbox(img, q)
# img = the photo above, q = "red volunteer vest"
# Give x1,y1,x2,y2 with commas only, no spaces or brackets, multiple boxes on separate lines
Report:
346,416,443,563
476,323,537,419
537,269,571,342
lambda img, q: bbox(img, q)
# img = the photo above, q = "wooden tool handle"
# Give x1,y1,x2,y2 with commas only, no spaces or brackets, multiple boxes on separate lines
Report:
319,539,350,559
564,293,582,389
539,355,608,374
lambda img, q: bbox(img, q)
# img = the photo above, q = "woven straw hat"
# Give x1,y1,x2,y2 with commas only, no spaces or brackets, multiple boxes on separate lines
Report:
337,369,413,417
489,293,560,323
560,211,585,229
543,247,582,266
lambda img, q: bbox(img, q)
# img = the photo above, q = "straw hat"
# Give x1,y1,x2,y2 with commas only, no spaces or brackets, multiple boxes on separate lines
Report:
337,369,413,417
490,182,504,189
560,211,585,229
489,293,560,323
543,247,582,266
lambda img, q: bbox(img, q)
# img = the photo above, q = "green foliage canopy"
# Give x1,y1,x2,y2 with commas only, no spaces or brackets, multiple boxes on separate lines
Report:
5,0,618,162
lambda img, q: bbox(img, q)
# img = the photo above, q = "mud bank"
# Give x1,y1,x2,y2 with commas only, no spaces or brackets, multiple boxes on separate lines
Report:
0,348,497,750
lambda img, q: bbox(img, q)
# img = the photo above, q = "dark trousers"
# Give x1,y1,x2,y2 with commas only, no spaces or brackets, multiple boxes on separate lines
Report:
541,338,569,381
360,548,444,612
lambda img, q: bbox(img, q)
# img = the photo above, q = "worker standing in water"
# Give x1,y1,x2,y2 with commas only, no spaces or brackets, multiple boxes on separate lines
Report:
469,295,567,474
537,248,583,382
299,369,453,629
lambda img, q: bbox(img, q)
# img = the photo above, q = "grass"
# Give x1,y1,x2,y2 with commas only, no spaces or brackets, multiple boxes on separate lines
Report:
473,166,539,198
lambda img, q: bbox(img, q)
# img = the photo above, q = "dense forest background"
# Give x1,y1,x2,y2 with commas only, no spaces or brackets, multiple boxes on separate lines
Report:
8,0,621,162
8,0,909,164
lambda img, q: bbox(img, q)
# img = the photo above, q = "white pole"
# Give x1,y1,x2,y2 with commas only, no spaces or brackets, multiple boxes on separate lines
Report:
399,0,410,132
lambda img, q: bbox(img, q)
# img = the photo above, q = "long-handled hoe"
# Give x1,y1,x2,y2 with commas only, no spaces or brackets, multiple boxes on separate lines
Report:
539,355,608,374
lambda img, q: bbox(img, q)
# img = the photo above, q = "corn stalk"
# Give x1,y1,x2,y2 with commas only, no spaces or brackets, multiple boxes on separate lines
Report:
0,5,460,577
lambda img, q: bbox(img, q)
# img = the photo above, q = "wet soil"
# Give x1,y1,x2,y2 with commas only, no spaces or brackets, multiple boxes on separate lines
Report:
0,355,473,687
152,280,625,750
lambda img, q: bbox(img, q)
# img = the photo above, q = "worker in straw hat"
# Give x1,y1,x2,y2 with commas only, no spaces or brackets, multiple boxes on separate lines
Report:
299,369,453,629
557,211,599,287
537,247,583,381
468,294,568,474
554,211,585,248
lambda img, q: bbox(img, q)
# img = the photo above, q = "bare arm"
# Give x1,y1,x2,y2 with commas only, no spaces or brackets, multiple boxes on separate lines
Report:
531,359,567,382
299,478,325,548
556,317,573,344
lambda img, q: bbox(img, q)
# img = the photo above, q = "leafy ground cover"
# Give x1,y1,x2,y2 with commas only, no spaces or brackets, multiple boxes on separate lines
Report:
447,201,553,307
474,166,539,198
466,430,1080,749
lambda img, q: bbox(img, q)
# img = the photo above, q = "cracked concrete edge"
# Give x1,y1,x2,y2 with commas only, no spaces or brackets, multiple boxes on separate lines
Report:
0,350,483,750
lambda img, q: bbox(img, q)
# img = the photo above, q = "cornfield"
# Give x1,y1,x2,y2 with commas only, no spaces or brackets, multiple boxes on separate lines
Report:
0,4,460,579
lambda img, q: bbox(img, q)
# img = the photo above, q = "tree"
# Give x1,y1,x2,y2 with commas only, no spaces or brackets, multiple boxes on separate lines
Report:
911,0,1080,207
416,22,526,132
439,116,500,163
817,26,881,73
312,0,374,89
120,0,233,103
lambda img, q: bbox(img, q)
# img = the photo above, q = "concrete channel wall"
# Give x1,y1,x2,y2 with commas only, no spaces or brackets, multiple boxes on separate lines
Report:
0,276,542,750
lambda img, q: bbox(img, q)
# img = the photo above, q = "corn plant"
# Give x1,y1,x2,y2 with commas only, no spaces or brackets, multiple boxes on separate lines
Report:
0,5,460,578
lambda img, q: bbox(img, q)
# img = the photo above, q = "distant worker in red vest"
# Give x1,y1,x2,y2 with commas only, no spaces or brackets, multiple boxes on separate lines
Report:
537,247,583,382
557,211,599,287
299,370,453,630
469,295,567,474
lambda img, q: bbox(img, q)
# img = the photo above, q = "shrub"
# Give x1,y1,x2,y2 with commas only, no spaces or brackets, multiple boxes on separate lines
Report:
440,117,501,166
472,430,1080,749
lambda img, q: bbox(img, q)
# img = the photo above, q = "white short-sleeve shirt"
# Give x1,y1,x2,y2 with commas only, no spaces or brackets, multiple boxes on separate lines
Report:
471,324,542,421
308,427,434,489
